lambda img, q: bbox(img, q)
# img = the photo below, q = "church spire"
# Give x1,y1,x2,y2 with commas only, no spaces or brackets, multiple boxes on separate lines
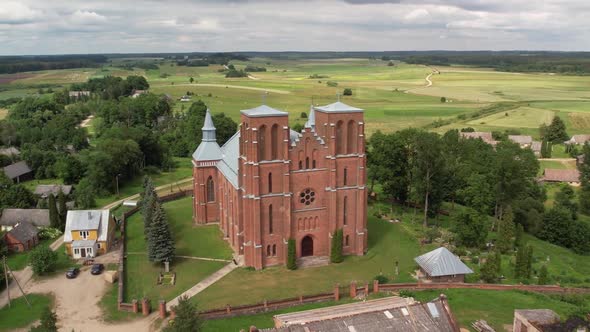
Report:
202,108,217,142
304,104,316,131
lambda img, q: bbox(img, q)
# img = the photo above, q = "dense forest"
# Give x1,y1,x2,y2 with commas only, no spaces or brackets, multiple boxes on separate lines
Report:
0,55,107,74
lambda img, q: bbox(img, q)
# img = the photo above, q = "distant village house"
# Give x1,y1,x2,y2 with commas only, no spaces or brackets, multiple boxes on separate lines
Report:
68,90,91,99
459,131,497,146
3,221,40,252
564,134,590,146
0,208,50,232
2,160,33,183
34,184,73,199
541,169,581,186
64,210,115,259
508,135,533,148
131,89,147,98
0,147,20,157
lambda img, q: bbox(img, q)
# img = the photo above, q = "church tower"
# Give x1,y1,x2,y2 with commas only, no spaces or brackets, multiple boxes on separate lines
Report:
192,109,222,224
239,105,292,270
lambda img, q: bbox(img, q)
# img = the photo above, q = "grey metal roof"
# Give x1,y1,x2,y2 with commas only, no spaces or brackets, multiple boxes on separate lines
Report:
240,105,288,117
414,247,473,277
64,209,110,242
0,209,50,227
314,101,363,113
304,105,316,130
202,108,216,131
34,184,73,197
72,239,97,248
265,296,456,332
508,135,533,145
193,141,223,161
7,221,39,243
3,161,32,179
217,132,240,188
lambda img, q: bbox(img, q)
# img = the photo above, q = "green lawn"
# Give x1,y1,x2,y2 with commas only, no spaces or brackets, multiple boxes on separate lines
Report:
95,157,193,207
121,196,231,305
5,240,73,273
412,289,585,331
0,294,53,331
192,204,422,310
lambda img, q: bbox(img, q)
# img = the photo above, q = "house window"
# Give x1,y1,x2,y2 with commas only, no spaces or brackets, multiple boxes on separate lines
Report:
87,247,92,255
268,205,273,234
206,176,215,202
97,243,101,249
74,248,79,255
79,231,89,239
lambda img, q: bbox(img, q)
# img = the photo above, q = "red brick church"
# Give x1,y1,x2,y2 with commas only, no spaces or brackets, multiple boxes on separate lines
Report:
192,101,367,269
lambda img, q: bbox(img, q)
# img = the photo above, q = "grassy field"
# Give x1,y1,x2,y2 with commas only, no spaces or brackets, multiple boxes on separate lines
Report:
95,157,193,207
412,289,585,331
122,197,230,305
0,294,53,331
192,204,423,310
3,58,590,137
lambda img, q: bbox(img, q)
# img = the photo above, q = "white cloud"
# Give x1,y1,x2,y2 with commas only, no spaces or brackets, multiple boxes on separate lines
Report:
0,0,589,54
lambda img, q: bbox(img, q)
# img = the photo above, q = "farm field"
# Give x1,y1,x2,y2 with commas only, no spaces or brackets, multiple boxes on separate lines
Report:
2,58,590,136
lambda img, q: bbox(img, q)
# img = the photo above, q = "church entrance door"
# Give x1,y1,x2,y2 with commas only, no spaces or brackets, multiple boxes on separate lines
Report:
301,236,313,257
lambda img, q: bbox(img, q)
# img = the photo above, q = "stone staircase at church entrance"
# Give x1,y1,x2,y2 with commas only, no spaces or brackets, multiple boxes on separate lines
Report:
297,256,330,269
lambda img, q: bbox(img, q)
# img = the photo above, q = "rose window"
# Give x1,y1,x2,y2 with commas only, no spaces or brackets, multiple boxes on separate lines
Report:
299,188,316,205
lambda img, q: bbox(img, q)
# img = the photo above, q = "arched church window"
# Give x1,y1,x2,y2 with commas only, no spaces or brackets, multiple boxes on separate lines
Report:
206,176,215,202
258,125,267,160
347,120,355,154
271,124,278,160
336,120,344,155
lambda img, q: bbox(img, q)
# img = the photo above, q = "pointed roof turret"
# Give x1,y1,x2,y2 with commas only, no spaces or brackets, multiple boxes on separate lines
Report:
192,108,222,161
202,108,217,142
304,104,316,130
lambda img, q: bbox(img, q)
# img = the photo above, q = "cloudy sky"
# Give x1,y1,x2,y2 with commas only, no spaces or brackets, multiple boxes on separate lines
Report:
1,0,589,55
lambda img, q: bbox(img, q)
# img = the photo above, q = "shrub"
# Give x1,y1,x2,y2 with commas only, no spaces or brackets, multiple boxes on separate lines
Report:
374,275,389,284
300,112,307,119
287,239,297,270
440,97,446,103
330,229,343,263
30,246,58,275
165,295,203,332
343,88,352,96
398,290,415,298
38,227,62,240
326,81,338,87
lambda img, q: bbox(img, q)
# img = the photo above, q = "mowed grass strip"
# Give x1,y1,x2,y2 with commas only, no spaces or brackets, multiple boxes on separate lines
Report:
0,294,53,331
193,213,421,310
123,196,231,303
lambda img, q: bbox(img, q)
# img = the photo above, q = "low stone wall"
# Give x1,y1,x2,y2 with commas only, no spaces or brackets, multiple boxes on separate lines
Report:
377,282,590,294
115,189,193,312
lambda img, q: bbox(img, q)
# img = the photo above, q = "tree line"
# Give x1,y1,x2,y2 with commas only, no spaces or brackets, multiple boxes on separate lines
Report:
368,128,590,255
0,55,107,74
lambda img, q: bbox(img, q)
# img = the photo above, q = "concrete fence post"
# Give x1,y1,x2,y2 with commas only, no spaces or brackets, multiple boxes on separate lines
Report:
350,282,357,298
263,299,268,309
299,295,303,304
132,299,138,313
159,300,166,319
226,304,231,314
373,280,379,294
170,309,176,320
334,283,340,301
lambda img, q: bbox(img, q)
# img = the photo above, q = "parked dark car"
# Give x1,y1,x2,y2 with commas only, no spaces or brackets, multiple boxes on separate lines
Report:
65,267,80,279
90,264,104,275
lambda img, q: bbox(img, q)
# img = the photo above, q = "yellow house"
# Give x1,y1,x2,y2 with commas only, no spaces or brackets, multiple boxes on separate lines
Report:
64,210,115,259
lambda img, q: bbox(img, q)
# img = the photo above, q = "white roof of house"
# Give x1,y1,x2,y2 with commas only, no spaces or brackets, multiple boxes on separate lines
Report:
64,210,110,243
314,101,363,113
414,247,473,277
241,105,288,117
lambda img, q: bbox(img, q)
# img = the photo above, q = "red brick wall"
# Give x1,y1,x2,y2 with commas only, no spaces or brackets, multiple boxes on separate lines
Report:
193,107,367,269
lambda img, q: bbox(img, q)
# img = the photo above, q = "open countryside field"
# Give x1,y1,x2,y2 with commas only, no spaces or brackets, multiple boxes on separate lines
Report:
3,58,590,137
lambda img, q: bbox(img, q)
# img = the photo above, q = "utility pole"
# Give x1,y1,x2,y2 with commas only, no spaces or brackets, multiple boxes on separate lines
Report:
3,256,10,308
